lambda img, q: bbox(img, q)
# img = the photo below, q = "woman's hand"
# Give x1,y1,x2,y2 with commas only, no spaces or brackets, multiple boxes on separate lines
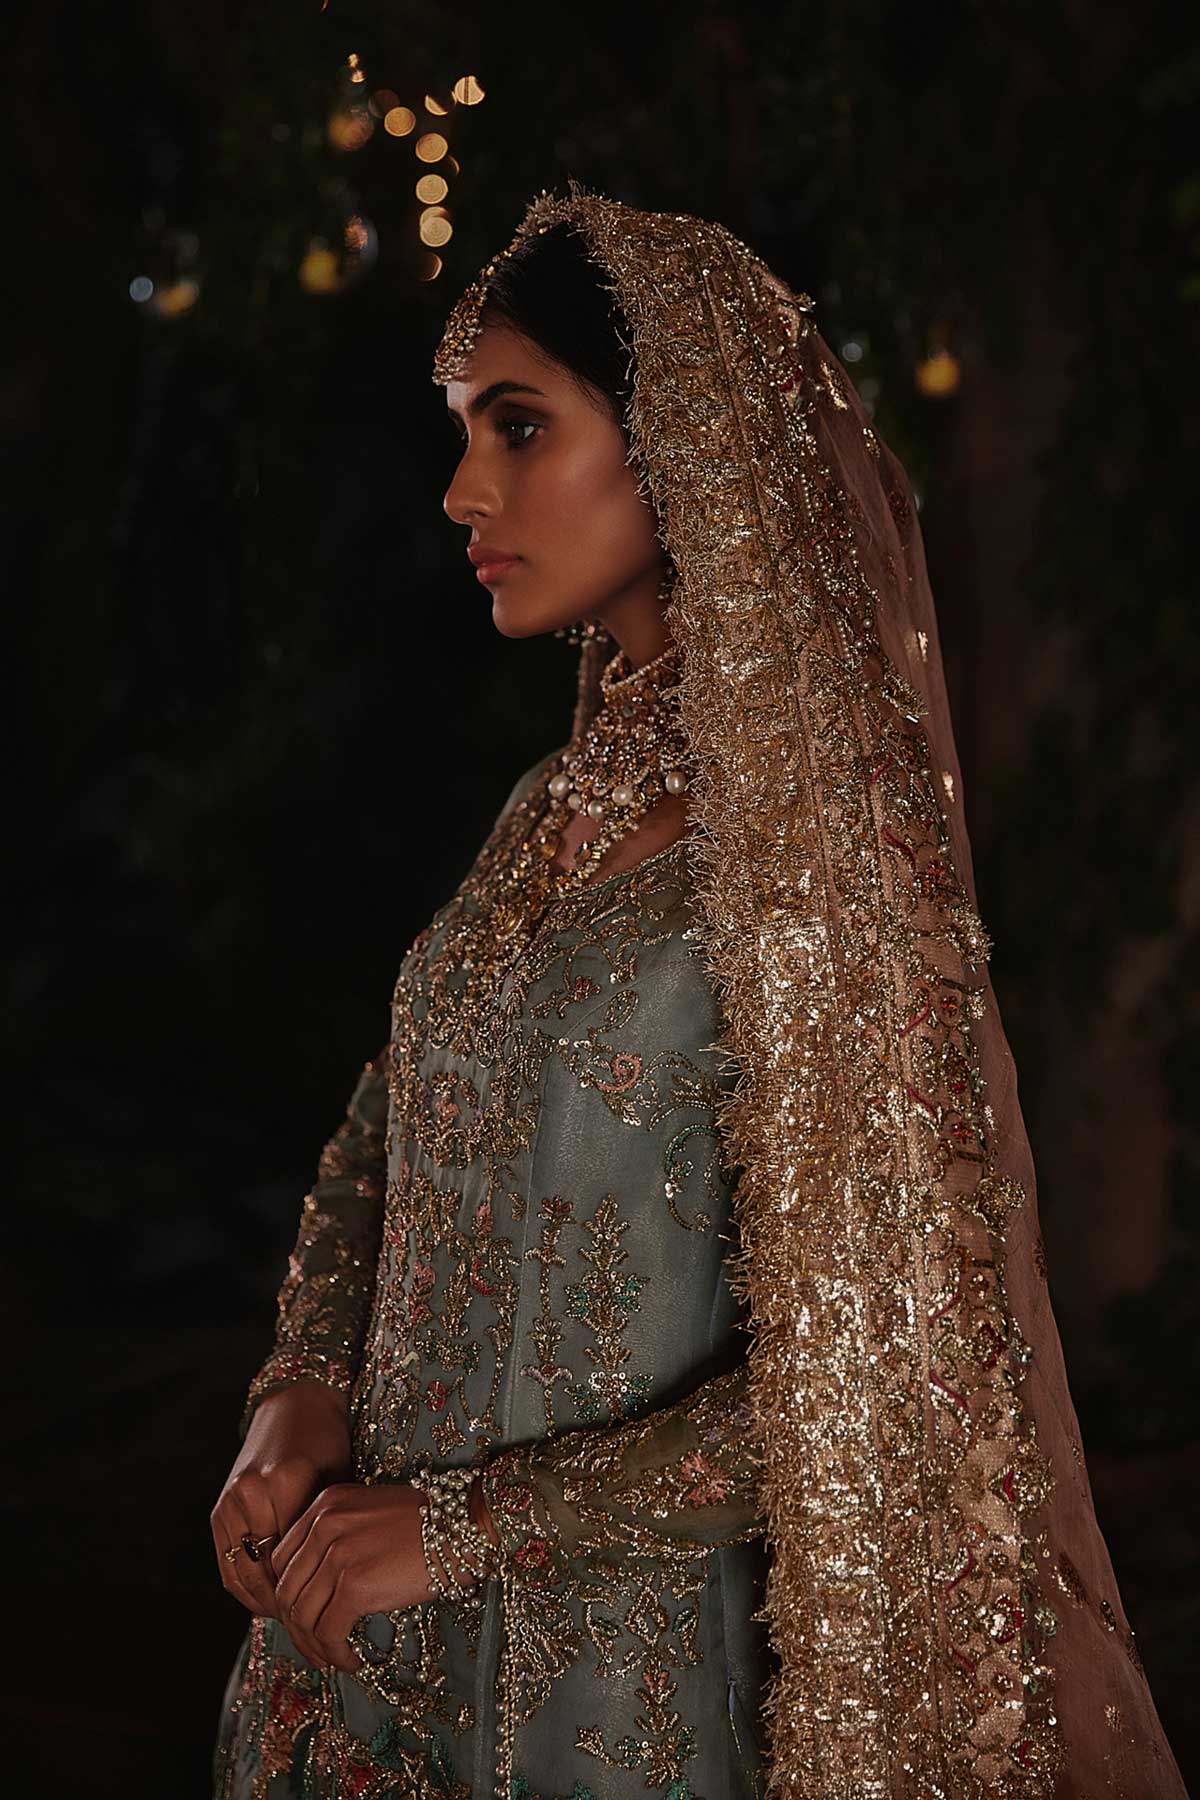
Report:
270,1476,500,1673
270,1483,434,1672
210,1381,353,1620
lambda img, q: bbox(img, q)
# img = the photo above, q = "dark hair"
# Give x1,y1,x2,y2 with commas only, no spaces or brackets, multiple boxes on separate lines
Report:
479,222,634,438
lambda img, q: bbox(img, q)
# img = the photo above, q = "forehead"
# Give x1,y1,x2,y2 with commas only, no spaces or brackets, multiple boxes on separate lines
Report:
442,318,562,401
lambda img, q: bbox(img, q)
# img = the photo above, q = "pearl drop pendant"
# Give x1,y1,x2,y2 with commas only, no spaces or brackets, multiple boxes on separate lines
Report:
664,769,688,795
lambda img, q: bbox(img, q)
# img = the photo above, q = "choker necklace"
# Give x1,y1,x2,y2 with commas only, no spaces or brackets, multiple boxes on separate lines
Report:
395,637,693,1028
527,641,692,896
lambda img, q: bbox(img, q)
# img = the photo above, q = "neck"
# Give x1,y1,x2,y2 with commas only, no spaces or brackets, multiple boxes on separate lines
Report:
594,563,673,669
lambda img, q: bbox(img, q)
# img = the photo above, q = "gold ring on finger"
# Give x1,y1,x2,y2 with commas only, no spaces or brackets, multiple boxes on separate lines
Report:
223,1543,242,1564
241,1532,277,1564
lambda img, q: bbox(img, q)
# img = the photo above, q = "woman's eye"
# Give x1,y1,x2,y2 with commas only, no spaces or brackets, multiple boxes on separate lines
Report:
499,419,539,449
448,418,539,453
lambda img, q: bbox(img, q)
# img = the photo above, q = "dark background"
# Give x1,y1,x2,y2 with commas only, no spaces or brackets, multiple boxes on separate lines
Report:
6,1,1199,1791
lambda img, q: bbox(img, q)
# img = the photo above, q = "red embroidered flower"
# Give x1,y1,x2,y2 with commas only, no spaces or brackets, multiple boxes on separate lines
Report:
514,1534,551,1570
474,1197,493,1234
268,1669,315,1730
596,1052,642,1094
469,1256,494,1295
338,1756,377,1798
497,1480,533,1514
424,1379,447,1413
680,1450,732,1507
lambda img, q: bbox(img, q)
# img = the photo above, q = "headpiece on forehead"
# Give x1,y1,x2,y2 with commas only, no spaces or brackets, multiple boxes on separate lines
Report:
431,179,1187,1798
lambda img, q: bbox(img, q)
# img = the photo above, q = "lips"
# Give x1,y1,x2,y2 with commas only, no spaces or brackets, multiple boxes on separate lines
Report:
467,544,519,566
471,551,521,583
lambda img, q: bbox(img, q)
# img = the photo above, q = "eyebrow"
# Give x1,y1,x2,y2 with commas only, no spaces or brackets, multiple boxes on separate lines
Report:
446,379,547,424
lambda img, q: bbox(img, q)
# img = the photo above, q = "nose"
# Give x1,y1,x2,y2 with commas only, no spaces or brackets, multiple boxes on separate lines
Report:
443,446,498,527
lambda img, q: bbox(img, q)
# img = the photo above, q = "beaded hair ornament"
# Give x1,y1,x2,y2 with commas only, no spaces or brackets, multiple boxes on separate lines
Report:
429,179,1185,1800
431,230,524,384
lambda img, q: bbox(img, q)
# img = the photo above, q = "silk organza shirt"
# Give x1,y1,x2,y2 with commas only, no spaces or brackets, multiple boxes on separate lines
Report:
214,752,776,1800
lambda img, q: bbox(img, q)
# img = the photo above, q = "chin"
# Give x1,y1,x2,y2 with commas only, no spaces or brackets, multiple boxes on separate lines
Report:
491,596,585,641
491,605,544,641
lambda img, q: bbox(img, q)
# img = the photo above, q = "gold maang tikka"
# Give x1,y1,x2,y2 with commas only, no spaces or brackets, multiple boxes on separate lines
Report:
431,213,557,385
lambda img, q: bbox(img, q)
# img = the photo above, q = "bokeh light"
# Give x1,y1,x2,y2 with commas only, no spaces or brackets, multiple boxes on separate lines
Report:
914,349,960,397
328,107,373,152
299,243,341,294
384,106,416,137
452,75,485,104
424,94,449,116
415,173,449,204
152,278,200,317
415,132,448,163
417,251,444,281
419,208,453,247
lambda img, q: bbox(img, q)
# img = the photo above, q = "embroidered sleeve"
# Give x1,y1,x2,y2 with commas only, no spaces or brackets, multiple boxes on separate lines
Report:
480,1359,764,1587
241,1045,390,1435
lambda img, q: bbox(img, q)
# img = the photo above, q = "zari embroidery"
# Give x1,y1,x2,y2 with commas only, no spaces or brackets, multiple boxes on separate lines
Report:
231,810,763,1796
433,185,1066,1797
562,1191,651,1423
484,1363,764,1796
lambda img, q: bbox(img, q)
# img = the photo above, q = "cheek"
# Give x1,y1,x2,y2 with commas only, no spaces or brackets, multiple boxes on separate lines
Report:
530,440,654,564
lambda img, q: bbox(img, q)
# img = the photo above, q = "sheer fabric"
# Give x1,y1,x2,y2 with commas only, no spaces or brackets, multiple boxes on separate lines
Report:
432,184,1189,1797
217,760,776,1800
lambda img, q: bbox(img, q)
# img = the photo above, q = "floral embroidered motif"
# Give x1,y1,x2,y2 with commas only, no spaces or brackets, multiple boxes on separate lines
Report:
221,807,763,1799
521,1194,576,1431
562,1192,651,1422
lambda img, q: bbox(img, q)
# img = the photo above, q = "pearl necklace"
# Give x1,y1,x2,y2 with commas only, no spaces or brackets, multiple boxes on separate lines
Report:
407,640,693,1015
531,641,692,889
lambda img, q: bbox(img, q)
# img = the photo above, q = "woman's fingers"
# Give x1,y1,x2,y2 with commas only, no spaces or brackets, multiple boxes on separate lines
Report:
211,1473,281,1617
271,1482,352,1585
279,1541,339,1668
214,1510,270,1615
312,1571,365,1674
273,1497,338,1648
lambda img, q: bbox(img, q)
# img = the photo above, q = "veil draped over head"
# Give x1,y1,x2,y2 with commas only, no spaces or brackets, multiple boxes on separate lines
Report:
433,181,1187,1799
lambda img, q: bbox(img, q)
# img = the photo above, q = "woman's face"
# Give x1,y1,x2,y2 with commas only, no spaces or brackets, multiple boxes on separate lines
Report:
442,317,668,642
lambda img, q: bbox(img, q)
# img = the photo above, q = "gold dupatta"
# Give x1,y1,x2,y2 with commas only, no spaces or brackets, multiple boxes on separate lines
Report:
433,182,1187,1799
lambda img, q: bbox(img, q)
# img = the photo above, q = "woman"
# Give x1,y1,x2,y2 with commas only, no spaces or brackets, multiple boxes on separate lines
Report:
212,183,1188,1799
